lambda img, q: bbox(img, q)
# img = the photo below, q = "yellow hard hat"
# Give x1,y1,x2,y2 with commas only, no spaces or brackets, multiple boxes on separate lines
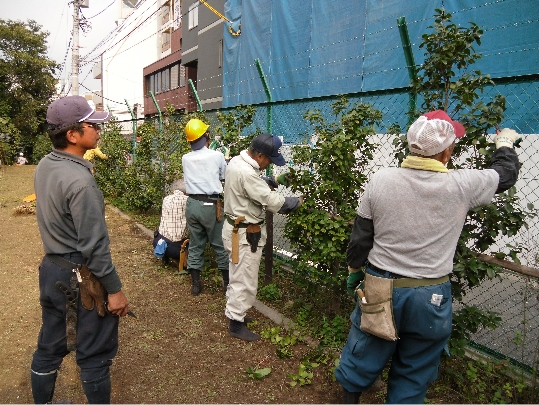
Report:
185,118,209,142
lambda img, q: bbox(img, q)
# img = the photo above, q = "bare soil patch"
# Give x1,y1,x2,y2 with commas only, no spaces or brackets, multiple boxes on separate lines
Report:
0,164,343,404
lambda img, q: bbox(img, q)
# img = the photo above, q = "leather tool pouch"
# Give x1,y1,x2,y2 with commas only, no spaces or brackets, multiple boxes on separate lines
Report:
79,264,108,317
232,228,240,264
56,275,79,351
179,238,189,271
359,273,398,341
216,200,223,222
246,224,262,253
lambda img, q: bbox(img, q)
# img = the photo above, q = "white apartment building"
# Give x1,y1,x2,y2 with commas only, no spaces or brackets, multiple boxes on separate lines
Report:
92,0,179,121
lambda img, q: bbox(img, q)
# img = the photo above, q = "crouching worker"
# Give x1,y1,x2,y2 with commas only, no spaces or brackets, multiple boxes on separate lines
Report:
335,110,521,404
153,178,189,266
223,133,302,341
31,96,130,404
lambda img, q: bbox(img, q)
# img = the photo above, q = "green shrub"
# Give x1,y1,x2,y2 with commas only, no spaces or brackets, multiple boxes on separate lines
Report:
31,134,52,163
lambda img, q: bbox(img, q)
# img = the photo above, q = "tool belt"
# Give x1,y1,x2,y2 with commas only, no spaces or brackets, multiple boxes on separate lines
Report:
357,270,449,341
189,194,221,203
225,215,264,228
47,254,108,317
226,215,265,262
189,194,223,221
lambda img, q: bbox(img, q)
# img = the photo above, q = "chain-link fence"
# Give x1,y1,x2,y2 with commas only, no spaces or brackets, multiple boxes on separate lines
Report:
112,78,539,371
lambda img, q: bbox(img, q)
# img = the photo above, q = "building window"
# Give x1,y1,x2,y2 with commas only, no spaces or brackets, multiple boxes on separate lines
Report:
163,69,170,92
179,65,186,87
188,1,199,30
171,64,179,88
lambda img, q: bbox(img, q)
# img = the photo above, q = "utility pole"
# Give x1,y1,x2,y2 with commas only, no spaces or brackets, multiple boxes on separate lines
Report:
71,0,80,95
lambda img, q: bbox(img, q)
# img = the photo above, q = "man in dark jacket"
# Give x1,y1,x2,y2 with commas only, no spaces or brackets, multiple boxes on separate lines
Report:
31,96,129,404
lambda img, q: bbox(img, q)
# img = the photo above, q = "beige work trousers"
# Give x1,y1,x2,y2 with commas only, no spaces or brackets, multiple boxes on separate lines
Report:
223,238,263,322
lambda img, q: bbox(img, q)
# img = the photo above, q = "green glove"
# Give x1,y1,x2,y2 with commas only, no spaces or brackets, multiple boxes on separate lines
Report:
346,269,364,297
276,173,291,187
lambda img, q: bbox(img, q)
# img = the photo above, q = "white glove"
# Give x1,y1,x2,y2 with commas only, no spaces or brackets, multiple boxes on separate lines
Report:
494,128,521,149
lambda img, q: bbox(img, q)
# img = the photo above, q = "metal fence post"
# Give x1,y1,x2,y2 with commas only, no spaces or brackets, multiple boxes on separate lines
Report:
188,79,203,111
397,16,418,126
149,91,163,171
255,58,275,285
125,99,137,162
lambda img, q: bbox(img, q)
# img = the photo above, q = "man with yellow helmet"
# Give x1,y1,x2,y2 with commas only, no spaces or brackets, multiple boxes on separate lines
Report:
182,118,229,295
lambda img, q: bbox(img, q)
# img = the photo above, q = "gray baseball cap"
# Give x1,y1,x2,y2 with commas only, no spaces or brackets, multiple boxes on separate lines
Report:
47,95,110,129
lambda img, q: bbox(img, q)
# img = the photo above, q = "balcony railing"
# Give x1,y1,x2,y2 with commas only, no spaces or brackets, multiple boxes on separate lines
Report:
161,41,171,52
162,11,170,25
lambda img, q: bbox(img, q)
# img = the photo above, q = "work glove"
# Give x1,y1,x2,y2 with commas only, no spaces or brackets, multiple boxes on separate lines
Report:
494,128,522,149
222,146,230,161
79,265,108,317
346,267,364,297
276,173,291,187
298,194,305,207
261,175,279,189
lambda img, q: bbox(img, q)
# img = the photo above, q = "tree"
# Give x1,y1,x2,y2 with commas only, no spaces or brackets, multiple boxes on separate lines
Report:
284,97,382,313
0,19,58,161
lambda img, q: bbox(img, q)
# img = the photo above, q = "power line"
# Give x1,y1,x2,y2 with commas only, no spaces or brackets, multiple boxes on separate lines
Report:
85,0,116,19
79,82,126,105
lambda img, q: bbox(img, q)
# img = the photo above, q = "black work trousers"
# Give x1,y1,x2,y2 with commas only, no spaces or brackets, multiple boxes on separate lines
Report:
31,254,119,382
152,232,184,261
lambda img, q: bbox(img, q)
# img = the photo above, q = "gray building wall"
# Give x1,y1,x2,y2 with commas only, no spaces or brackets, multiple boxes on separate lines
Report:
182,0,225,110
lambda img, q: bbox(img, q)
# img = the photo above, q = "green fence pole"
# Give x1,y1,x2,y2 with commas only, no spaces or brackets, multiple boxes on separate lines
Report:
125,99,137,163
255,58,275,285
397,16,418,126
149,91,163,170
255,58,273,134
188,79,203,111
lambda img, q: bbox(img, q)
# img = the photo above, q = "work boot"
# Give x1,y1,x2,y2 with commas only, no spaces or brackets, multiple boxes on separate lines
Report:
229,319,260,341
82,373,111,404
190,269,202,295
220,269,229,292
342,387,361,404
31,369,58,404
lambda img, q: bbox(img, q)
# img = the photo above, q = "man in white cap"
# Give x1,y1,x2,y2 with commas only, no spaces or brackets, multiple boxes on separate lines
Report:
16,152,28,165
31,95,129,404
335,110,521,403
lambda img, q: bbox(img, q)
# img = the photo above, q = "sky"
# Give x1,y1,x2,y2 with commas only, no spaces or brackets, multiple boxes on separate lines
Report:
1,0,119,93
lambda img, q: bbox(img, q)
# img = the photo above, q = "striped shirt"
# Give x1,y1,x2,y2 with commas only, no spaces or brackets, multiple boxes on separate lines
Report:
158,190,188,242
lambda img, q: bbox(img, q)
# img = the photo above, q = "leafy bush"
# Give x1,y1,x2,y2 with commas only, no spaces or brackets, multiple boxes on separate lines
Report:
284,97,382,313
257,282,282,301
31,134,52,163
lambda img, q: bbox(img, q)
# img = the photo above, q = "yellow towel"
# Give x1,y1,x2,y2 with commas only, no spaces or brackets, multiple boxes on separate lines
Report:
401,155,449,173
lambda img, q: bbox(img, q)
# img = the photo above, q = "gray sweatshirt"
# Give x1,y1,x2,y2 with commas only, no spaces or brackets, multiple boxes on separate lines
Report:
34,149,122,293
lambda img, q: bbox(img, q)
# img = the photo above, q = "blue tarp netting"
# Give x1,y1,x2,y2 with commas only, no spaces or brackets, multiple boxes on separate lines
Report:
222,0,539,135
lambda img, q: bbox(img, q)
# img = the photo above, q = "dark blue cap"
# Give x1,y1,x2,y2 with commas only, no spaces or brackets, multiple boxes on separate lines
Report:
252,133,286,166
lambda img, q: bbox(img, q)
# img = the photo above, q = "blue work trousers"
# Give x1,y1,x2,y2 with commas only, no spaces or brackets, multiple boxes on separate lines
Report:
335,268,452,404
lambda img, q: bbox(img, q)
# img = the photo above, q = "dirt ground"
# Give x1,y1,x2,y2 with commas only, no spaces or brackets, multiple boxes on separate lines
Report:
0,164,344,404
